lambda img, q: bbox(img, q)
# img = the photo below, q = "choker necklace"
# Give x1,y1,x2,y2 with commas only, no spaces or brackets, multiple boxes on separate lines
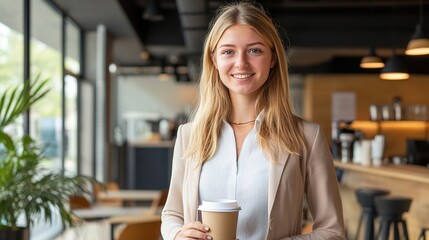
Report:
228,119,256,126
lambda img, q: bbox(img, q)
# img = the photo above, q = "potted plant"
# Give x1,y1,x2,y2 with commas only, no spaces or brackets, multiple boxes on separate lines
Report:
0,77,95,239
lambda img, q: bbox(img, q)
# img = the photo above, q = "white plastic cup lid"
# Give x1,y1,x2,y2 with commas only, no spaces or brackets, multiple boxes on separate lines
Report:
198,199,241,212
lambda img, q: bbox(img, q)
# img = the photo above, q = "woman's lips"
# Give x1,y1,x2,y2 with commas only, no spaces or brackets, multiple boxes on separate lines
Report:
231,73,255,79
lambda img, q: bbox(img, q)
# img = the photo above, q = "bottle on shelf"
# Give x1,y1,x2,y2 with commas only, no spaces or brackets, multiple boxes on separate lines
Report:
392,96,403,121
371,134,385,167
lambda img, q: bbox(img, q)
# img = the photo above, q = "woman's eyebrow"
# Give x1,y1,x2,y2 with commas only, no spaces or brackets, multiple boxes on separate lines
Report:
218,42,265,48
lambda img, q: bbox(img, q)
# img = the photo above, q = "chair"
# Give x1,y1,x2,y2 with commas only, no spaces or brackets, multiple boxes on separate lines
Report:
418,227,429,240
93,181,123,207
69,195,92,209
354,188,390,240
148,189,168,214
113,215,161,240
375,196,412,240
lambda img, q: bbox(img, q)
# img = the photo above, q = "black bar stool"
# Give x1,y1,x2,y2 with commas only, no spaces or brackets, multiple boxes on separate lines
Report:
375,196,412,240
419,227,429,240
354,188,390,240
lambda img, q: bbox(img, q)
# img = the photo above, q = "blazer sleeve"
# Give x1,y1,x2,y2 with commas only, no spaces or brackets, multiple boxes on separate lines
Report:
287,124,345,240
161,124,187,240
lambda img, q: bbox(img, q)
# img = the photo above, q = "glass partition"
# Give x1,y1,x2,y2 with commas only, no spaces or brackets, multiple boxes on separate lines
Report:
65,18,80,75
1,0,86,175
64,74,78,173
30,0,63,169
0,0,24,138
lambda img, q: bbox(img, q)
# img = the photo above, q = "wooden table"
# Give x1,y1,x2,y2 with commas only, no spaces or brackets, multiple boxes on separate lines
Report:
108,211,161,240
73,206,149,221
98,190,161,202
72,206,157,240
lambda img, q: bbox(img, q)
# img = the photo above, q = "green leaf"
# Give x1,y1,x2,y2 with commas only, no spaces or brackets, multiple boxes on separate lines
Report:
0,76,99,230
0,88,8,122
0,131,15,153
0,75,49,130
1,86,18,126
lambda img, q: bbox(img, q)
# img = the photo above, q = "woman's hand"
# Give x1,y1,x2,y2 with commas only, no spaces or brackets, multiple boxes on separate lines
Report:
175,221,212,240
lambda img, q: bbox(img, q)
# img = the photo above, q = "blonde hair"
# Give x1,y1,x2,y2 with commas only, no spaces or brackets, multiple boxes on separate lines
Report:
187,2,307,164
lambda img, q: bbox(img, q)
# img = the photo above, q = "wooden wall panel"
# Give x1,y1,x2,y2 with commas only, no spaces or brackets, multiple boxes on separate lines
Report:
303,74,429,156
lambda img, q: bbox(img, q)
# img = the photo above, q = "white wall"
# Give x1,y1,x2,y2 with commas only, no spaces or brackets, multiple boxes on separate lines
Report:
117,75,198,124
116,74,304,129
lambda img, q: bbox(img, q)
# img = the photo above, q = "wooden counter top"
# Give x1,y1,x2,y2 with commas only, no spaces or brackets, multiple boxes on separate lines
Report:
334,161,429,184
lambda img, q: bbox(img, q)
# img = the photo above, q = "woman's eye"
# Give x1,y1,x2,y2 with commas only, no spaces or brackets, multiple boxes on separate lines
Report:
221,50,233,55
249,48,262,54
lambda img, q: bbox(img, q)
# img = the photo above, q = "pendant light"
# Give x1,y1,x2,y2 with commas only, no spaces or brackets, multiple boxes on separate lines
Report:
379,49,409,80
361,4,385,69
360,47,385,69
143,0,164,22
405,0,429,55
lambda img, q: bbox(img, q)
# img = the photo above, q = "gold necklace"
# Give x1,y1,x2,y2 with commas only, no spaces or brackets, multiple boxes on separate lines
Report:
228,119,256,126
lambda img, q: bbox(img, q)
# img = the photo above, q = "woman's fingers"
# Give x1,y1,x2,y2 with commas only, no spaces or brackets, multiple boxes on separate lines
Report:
176,221,212,240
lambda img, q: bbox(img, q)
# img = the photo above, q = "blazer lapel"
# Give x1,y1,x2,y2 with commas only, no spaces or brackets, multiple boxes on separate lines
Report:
268,151,290,214
188,160,201,221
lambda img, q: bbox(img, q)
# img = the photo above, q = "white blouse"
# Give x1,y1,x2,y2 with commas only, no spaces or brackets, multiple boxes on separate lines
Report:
199,115,269,240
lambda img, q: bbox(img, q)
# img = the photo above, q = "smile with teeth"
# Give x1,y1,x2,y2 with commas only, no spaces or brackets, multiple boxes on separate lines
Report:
232,73,254,79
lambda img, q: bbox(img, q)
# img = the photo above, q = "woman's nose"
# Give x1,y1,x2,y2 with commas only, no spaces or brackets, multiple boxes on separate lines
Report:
235,53,249,68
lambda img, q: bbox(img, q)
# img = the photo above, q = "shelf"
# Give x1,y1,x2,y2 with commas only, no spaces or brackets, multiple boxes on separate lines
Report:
345,120,428,136
341,120,428,157
342,120,428,129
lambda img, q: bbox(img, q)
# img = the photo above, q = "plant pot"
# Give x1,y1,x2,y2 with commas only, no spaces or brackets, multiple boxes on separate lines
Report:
0,227,29,240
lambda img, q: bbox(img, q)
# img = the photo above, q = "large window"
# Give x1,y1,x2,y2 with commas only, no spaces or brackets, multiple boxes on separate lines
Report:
64,19,81,174
30,0,63,170
0,0,24,138
65,19,80,75
64,74,78,173
1,0,84,175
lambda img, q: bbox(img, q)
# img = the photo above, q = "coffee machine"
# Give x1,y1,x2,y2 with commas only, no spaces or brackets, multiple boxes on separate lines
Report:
331,120,356,161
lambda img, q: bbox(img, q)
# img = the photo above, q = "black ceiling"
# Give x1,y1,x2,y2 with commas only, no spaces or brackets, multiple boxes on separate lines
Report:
113,0,429,75
119,0,427,50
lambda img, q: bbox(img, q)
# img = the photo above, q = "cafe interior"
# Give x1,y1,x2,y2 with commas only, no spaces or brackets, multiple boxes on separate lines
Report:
1,0,429,239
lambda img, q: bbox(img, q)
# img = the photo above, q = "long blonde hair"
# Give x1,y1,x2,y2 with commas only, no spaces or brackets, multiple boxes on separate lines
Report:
187,2,307,164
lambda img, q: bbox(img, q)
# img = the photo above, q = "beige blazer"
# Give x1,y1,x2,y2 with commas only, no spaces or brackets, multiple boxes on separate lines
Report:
161,121,345,240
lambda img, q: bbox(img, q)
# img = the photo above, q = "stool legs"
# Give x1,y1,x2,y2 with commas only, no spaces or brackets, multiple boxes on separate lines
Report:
364,210,376,240
401,220,409,240
393,222,400,240
376,219,409,240
355,208,377,240
354,212,364,240
377,220,390,240
419,227,429,240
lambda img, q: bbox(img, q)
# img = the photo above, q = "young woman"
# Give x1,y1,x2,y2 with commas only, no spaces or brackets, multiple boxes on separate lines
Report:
161,2,345,240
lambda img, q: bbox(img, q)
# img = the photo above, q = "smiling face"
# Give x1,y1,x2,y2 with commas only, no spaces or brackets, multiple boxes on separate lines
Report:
213,24,276,99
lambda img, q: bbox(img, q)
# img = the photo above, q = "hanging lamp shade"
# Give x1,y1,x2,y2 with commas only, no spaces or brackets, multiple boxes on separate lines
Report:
379,54,409,80
405,23,429,55
143,0,164,21
360,47,385,69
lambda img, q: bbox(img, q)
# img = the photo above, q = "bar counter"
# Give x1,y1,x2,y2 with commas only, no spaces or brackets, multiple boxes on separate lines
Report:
334,161,429,239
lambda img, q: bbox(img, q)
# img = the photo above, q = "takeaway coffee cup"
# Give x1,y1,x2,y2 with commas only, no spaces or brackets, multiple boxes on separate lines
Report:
198,199,241,240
